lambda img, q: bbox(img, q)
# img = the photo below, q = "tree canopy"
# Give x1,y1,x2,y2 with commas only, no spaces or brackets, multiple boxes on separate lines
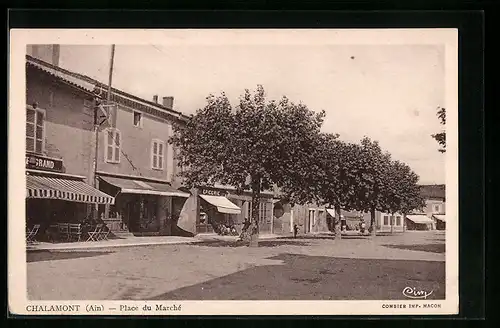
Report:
171,85,425,241
170,85,325,237
432,107,446,153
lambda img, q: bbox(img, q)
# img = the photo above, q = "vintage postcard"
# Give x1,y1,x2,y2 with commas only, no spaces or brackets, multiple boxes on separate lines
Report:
8,29,458,316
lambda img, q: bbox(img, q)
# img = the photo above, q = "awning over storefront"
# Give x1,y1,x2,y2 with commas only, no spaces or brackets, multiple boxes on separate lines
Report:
326,209,336,217
199,195,241,214
406,215,434,224
433,214,446,222
99,176,190,197
26,175,115,204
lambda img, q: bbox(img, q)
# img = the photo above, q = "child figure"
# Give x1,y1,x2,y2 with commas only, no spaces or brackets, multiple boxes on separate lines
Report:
293,224,299,238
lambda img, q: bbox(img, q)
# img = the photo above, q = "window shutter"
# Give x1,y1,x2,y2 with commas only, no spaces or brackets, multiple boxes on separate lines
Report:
26,137,34,152
107,146,113,162
114,132,120,147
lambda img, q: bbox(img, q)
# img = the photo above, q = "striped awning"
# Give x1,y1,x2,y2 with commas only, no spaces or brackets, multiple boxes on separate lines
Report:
200,195,241,214
406,215,434,224
99,176,190,198
26,175,115,204
433,214,446,222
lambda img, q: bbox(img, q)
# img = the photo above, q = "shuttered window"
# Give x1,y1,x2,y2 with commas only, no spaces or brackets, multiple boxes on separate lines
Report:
151,139,165,170
105,129,121,163
26,106,45,153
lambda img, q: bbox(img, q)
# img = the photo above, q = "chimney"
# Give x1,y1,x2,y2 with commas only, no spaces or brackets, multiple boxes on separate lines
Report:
162,96,174,109
27,44,60,66
52,44,60,67
153,95,158,103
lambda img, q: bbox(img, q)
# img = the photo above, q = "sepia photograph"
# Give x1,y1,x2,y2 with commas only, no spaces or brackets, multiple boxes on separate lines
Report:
9,29,458,315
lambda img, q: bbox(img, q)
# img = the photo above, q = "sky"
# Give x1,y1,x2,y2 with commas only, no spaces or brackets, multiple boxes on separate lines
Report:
56,43,445,184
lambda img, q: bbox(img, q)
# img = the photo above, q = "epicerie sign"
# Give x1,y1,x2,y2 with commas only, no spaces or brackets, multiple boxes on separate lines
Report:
201,189,227,197
25,154,63,172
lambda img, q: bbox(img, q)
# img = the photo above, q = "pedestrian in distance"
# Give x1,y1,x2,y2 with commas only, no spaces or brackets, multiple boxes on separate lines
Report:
293,224,299,238
239,217,251,242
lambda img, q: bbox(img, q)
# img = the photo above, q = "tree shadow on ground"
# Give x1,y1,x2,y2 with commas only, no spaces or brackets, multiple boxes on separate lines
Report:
27,250,114,263
149,253,445,300
277,235,336,241
426,238,445,242
382,244,445,254
192,240,311,248
278,235,371,241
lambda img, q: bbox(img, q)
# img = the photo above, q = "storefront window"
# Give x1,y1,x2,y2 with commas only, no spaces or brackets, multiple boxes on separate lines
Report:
259,202,271,223
137,197,158,231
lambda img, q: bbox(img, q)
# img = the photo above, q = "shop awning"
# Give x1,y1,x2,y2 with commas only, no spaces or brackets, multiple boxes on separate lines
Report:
199,195,241,214
406,215,434,224
26,175,115,204
99,176,190,197
326,209,336,217
433,214,446,222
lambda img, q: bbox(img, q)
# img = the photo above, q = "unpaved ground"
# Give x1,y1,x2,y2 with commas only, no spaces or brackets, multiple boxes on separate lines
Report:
27,231,445,300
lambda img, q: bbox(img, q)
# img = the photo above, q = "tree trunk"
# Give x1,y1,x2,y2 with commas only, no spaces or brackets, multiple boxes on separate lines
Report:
403,213,407,232
390,213,394,234
334,205,342,240
249,177,261,247
370,207,376,236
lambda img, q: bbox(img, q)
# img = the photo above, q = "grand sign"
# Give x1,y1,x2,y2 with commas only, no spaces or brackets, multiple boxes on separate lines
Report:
25,153,64,172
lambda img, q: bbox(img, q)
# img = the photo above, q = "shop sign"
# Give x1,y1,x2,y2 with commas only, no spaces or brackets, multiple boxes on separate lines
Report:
25,153,63,172
200,188,227,197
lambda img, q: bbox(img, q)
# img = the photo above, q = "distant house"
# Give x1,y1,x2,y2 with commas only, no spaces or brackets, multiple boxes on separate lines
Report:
405,214,434,231
432,214,446,230
418,184,446,230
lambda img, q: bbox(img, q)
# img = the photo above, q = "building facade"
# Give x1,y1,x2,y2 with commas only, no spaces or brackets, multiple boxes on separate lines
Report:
25,51,115,238
273,202,406,236
25,47,189,237
25,45,279,238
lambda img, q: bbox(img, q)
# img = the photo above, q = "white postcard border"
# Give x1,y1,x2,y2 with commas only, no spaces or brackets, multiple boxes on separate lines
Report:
9,28,459,316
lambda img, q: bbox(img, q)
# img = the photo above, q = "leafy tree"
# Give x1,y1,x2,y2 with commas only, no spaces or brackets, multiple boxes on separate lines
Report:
170,85,325,245
354,137,393,236
385,160,425,233
432,107,446,153
286,138,365,240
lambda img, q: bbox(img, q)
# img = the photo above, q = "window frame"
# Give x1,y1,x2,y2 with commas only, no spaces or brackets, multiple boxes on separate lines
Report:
383,215,389,226
151,138,165,171
133,110,143,128
396,216,401,226
247,201,252,219
26,105,46,154
104,128,121,164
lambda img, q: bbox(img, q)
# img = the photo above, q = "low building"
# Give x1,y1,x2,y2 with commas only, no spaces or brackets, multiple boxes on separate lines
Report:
432,214,446,230
177,184,276,235
405,214,434,230
417,184,446,230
